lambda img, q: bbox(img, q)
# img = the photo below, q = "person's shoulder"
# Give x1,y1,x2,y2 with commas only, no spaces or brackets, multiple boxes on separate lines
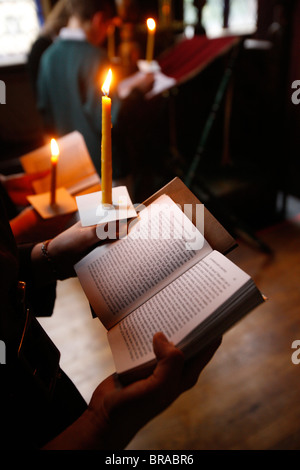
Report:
84,43,107,60
40,39,107,73
30,35,53,55
57,39,105,59
76,43,108,71
39,38,64,63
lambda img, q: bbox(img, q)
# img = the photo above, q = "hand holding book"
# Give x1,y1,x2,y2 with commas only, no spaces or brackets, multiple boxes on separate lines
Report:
44,332,221,450
74,180,264,382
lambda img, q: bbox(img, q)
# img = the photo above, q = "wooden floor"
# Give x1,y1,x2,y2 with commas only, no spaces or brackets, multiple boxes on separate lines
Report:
39,213,300,450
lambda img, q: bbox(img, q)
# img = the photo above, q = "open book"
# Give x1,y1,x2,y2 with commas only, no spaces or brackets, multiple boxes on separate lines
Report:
20,131,100,196
75,180,264,382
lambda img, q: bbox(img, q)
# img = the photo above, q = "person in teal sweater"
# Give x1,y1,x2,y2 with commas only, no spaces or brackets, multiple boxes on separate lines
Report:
37,0,125,179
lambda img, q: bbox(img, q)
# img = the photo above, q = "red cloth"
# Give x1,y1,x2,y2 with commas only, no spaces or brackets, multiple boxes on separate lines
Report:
158,35,239,84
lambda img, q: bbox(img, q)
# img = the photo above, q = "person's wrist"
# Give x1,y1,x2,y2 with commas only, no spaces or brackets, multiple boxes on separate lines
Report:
41,239,64,280
75,408,110,450
42,410,108,450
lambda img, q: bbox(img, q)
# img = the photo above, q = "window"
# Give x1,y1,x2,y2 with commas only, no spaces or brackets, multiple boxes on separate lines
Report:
0,0,41,65
226,0,257,35
184,0,258,38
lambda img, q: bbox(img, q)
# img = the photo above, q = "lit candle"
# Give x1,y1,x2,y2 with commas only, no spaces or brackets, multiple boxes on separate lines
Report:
160,0,172,26
50,138,59,206
101,69,113,206
146,18,156,62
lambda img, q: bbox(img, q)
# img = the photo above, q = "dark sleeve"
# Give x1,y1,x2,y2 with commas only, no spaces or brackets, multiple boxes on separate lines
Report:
0,179,18,220
36,52,56,134
18,243,57,318
27,36,52,94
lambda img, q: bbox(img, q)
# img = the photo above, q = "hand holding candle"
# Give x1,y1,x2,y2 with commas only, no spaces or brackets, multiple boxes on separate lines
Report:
146,18,156,62
101,69,113,206
50,138,59,206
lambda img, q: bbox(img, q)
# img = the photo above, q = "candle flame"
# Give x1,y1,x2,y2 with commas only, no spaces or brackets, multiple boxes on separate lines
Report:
51,138,59,163
102,69,112,96
147,18,156,32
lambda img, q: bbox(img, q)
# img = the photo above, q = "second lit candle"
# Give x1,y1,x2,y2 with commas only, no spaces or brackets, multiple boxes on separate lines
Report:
101,69,113,206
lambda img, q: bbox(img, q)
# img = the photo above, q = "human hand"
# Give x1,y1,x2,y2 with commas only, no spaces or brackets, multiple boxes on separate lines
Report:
1,171,50,206
42,219,127,279
43,333,221,450
118,72,155,101
31,217,128,283
42,221,100,279
134,72,155,95
87,332,222,450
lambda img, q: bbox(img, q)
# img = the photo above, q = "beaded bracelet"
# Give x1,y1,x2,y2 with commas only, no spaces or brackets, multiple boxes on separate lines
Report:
41,240,60,278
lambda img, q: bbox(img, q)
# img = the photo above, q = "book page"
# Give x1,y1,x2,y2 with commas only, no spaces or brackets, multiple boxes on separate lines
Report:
107,250,251,374
20,131,100,195
75,195,211,329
